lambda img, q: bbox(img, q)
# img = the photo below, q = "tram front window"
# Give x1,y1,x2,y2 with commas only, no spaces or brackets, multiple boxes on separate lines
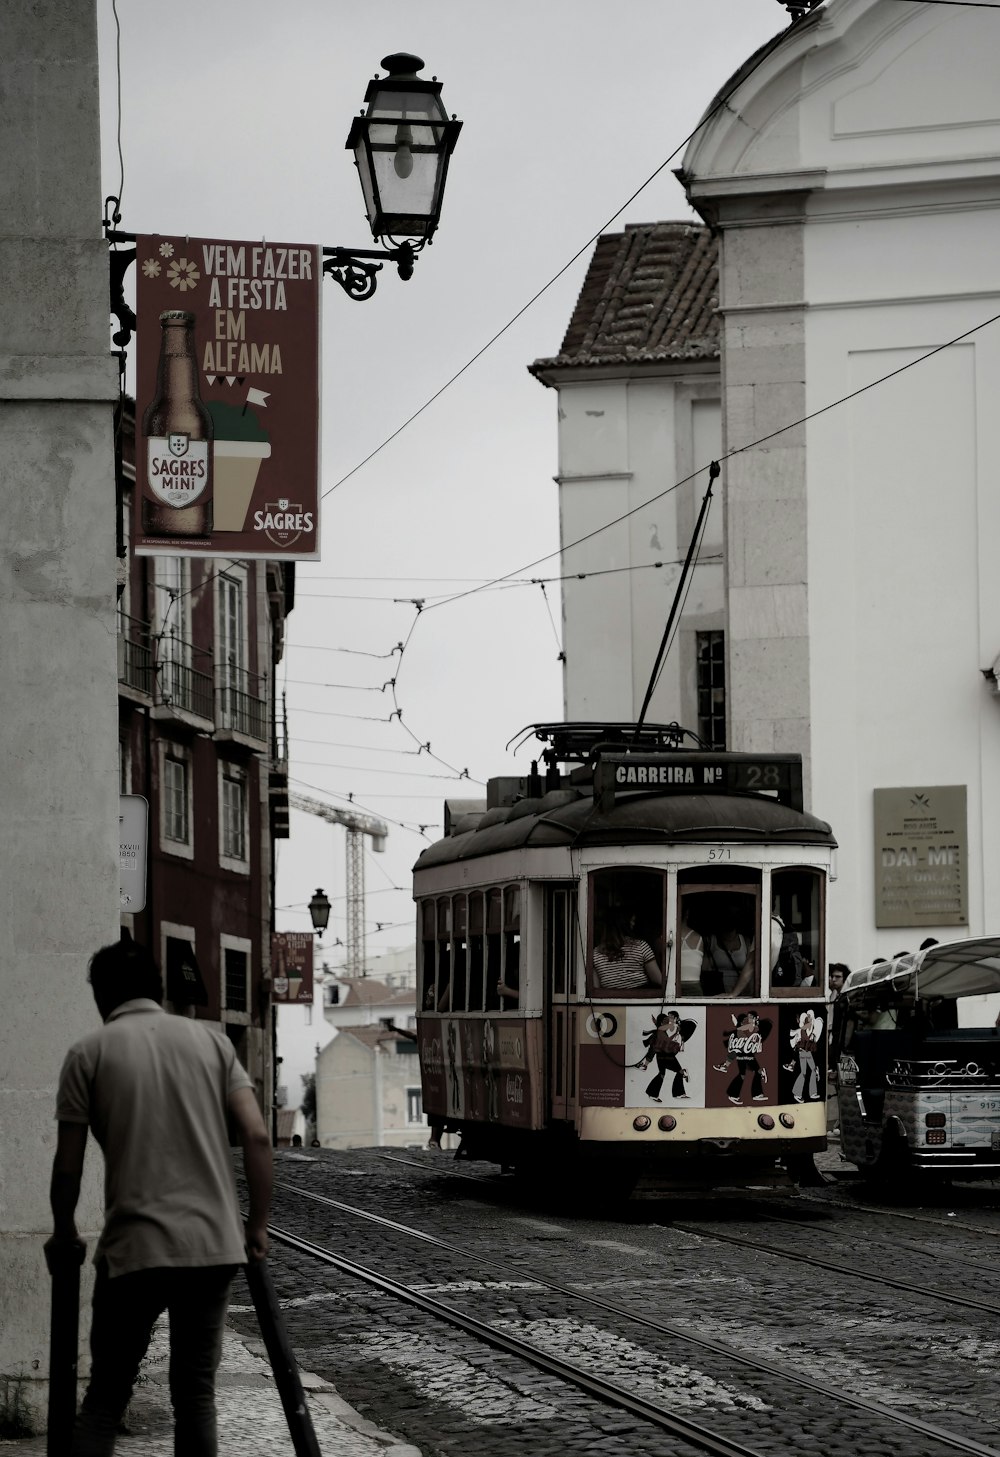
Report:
678,876,760,998
770,868,824,996
588,869,665,996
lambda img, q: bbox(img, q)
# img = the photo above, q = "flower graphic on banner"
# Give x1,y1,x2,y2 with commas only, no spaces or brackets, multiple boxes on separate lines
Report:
158,241,174,257
141,258,161,278
167,258,200,292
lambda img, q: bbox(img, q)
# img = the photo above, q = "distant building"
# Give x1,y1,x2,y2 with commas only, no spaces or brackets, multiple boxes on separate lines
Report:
313,959,433,1148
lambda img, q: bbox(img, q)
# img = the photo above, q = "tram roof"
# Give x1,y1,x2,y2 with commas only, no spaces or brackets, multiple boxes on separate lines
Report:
842,936,1000,1002
413,789,836,871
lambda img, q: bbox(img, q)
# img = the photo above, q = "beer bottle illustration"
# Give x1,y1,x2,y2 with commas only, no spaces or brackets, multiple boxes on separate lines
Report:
142,310,214,537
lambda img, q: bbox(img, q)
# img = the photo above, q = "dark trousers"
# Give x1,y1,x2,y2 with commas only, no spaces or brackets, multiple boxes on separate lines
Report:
727,1058,764,1102
646,1053,685,1100
71,1262,237,1457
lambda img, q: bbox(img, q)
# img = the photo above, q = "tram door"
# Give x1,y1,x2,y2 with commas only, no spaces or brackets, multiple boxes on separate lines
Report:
546,885,579,1123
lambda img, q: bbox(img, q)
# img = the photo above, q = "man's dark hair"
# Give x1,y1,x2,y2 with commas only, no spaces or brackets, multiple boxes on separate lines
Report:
88,938,163,1017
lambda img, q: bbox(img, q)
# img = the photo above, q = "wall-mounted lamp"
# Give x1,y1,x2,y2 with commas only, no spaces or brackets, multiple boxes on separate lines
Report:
308,887,332,934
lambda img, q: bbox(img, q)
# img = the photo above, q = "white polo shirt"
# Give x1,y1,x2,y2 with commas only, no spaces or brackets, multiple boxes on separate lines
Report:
56,999,252,1277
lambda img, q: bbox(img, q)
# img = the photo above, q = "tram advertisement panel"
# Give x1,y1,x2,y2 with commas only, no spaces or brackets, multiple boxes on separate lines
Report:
704,1005,779,1109
580,1004,825,1109
417,1018,538,1128
776,1001,827,1107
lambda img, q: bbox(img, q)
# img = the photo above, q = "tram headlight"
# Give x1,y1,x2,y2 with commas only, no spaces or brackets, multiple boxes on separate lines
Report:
632,1115,651,1132
779,1112,795,1129
925,1113,946,1128
657,1114,677,1133
757,1114,775,1130
926,1129,947,1145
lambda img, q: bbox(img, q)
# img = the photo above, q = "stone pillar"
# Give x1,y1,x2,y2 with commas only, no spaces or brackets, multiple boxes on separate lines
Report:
712,197,812,789
0,1,119,1429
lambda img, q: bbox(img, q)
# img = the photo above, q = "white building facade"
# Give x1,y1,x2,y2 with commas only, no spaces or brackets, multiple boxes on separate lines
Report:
680,0,1000,968
531,223,724,736
537,0,1000,972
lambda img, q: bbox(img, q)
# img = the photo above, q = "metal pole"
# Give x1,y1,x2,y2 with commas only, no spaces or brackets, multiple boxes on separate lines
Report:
243,1256,322,1457
47,1244,85,1457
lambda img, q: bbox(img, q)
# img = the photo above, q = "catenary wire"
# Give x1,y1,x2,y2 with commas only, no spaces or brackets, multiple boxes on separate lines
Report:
318,23,793,501
419,305,1000,616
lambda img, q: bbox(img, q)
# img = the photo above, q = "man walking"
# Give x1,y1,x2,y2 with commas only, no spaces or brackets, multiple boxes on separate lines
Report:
45,937,273,1456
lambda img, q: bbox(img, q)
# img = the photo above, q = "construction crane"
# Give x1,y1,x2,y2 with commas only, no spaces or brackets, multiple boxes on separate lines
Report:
289,793,389,978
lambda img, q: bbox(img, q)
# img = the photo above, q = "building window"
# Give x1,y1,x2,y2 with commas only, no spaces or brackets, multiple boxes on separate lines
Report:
159,744,194,860
406,1087,423,1124
696,630,726,750
219,763,248,868
224,947,249,1013
163,755,189,844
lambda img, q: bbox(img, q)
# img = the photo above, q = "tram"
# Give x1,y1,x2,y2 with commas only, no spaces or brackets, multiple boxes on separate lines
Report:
835,937,1000,1179
414,724,837,1190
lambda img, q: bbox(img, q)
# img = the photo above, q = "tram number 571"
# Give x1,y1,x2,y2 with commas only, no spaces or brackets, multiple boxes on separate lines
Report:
707,847,732,862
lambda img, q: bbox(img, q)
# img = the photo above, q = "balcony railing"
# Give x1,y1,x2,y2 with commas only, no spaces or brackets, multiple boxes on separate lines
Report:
158,645,215,722
118,614,154,698
217,663,268,744
118,620,266,741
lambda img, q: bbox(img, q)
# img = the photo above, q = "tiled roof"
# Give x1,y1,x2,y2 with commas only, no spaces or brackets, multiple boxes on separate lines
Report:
530,221,719,376
342,1025,401,1052
333,977,414,1008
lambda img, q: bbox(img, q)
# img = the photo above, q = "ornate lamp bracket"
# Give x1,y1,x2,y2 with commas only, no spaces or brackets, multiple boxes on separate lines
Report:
104,196,136,354
322,240,418,301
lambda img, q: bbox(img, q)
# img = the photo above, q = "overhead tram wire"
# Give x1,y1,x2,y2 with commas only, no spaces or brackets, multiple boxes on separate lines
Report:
365,300,1000,782
318,23,795,502
292,18,1000,784
635,463,718,735
421,304,1000,618
285,302,1000,793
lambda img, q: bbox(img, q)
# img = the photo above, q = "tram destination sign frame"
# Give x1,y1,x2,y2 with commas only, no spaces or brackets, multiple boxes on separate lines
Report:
594,753,803,813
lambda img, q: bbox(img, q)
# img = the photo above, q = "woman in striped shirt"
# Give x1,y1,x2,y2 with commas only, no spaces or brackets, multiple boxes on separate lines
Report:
593,907,663,991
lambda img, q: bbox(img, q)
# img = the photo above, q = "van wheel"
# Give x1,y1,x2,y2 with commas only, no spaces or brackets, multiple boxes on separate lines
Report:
870,1124,911,1188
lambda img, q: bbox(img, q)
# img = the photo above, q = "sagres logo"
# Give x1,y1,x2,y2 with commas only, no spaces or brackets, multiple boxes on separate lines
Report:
168,433,190,456
253,497,315,548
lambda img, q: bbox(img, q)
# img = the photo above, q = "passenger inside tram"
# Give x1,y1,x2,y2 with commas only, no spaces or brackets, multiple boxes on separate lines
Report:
590,870,666,995
592,904,664,990
700,897,756,997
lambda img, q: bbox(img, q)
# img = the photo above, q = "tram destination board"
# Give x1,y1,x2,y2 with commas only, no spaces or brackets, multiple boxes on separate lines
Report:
594,752,803,812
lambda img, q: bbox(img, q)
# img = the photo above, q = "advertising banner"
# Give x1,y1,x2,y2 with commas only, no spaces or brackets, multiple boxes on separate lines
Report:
134,234,321,559
271,932,315,1004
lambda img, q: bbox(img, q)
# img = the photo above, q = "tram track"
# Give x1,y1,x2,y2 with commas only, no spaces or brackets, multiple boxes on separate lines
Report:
263,1174,1000,1457
379,1151,1000,1318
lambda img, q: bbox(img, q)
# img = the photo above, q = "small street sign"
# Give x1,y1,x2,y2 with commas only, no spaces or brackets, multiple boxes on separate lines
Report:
120,795,149,912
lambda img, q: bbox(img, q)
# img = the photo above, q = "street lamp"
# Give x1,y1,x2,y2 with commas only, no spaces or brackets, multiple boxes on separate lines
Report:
105,51,463,341
308,888,332,935
326,53,462,298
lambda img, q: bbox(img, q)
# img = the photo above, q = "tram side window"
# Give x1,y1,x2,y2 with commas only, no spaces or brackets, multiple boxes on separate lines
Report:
435,898,451,1012
467,892,485,1010
499,886,521,1008
677,872,760,998
451,894,468,1011
485,888,502,1011
589,868,665,996
770,868,824,996
420,900,437,1011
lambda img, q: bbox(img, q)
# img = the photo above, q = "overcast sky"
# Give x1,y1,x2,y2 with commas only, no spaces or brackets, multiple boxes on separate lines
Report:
97,0,791,970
